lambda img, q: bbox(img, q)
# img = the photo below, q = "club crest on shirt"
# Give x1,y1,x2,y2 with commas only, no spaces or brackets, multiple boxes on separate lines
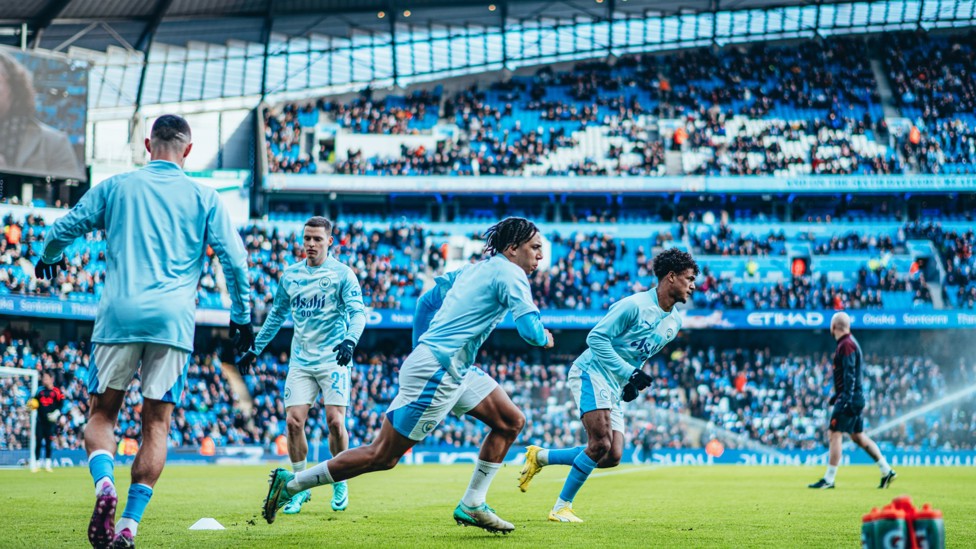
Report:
422,421,437,434
319,277,333,290
666,328,674,339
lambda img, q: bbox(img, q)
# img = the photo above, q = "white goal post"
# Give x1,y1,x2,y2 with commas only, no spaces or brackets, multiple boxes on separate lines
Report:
0,366,38,470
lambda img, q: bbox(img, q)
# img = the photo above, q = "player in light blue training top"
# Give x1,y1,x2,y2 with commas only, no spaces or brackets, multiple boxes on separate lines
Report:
261,217,554,534
237,216,366,515
34,115,253,549
518,248,699,523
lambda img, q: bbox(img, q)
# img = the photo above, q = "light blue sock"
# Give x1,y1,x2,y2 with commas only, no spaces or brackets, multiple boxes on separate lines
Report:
121,484,154,523
547,446,585,466
88,451,115,487
558,451,598,503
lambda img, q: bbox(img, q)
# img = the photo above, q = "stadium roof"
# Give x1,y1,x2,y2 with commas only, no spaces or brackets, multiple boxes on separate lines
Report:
3,0,972,109
1,0,894,52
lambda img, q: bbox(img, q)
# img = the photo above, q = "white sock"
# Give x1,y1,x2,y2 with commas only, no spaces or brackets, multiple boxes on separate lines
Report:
824,465,838,484
95,477,115,496
537,449,550,466
876,456,892,475
44,458,52,468
292,459,307,473
290,461,334,493
552,497,570,512
461,460,501,507
116,518,138,537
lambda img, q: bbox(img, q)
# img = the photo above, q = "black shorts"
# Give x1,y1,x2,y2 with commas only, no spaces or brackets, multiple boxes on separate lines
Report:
36,420,56,439
829,404,864,434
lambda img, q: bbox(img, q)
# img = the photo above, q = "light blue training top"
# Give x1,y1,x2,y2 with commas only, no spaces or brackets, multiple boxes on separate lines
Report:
253,256,366,369
418,254,544,380
574,289,682,393
413,267,545,350
41,160,251,352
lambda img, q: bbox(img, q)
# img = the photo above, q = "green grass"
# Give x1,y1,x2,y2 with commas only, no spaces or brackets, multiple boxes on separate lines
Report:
2,464,972,548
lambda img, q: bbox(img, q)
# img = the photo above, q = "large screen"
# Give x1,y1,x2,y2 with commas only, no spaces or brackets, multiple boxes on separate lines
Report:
0,46,88,181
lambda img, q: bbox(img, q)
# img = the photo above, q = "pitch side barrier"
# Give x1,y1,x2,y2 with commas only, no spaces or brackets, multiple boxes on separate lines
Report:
3,293,976,330
4,447,975,469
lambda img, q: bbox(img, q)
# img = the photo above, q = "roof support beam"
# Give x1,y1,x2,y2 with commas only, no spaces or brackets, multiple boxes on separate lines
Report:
500,0,508,68
711,0,720,47
135,0,174,52
259,0,274,99
813,0,823,37
28,0,73,49
134,0,176,111
388,0,399,87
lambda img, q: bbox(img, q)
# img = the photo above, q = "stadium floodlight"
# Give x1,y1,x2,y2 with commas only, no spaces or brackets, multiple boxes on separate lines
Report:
0,366,38,470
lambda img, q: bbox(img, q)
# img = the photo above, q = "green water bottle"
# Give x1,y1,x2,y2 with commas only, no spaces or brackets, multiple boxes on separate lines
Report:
913,504,945,549
874,506,909,549
862,508,880,549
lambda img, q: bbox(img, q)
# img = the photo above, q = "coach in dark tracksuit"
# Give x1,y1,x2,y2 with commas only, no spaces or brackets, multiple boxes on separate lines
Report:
808,312,897,490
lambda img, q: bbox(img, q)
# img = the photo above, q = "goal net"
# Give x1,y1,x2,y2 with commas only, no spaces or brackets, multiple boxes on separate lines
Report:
0,366,39,469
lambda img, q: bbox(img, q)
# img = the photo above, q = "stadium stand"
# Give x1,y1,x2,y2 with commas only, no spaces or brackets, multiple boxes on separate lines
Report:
263,35,929,177
2,211,943,311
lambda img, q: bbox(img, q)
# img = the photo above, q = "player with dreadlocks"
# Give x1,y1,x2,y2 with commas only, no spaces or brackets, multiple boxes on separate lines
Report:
261,217,554,534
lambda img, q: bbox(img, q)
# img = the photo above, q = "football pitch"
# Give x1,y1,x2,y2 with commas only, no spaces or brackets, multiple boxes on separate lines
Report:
2,464,973,548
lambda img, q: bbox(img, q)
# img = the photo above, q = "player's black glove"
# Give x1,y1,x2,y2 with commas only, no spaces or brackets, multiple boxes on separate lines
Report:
333,339,356,366
236,349,258,373
621,382,640,403
628,368,652,391
828,395,837,406
229,321,255,354
34,257,67,280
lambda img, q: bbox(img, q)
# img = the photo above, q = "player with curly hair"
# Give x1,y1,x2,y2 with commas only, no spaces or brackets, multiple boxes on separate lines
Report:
518,247,699,523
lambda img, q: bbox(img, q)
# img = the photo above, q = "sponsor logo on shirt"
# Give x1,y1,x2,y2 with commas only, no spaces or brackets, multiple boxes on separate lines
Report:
291,294,332,313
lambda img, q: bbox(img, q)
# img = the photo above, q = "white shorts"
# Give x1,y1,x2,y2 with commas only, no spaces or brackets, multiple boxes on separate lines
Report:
568,364,625,433
452,366,499,418
89,343,190,404
284,367,350,408
386,345,499,441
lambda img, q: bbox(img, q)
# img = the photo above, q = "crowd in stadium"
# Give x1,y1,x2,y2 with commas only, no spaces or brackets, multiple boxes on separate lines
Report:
263,32,976,177
4,331,974,456
264,104,317,174
4,211,947,312
904,221,976,308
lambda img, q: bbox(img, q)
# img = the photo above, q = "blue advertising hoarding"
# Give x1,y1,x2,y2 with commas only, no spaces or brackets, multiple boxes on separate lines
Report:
4,294,976,330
